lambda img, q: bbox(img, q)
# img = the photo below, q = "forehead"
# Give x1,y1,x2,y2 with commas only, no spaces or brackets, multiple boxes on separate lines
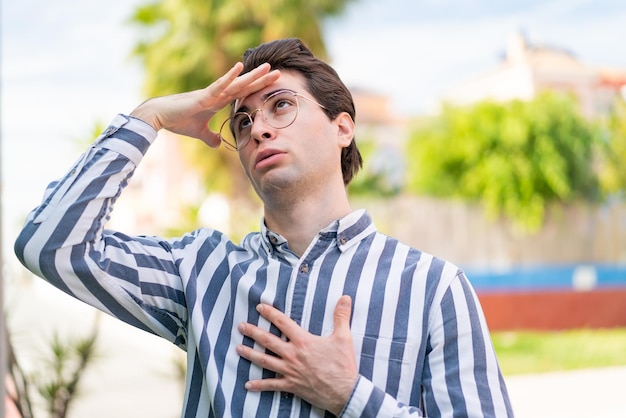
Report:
235,70,308,112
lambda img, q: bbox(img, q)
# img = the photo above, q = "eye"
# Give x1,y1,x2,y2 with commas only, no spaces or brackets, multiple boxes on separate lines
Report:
268,93,297,114
232,113,252,133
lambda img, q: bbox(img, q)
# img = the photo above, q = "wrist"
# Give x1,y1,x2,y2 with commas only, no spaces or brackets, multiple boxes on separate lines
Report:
330,375,359,416
130,100,162,131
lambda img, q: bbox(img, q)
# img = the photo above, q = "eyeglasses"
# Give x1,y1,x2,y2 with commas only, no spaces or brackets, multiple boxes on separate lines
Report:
218,89,326,151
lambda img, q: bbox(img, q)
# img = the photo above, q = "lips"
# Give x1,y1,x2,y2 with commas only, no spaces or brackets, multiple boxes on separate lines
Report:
254,148,285,169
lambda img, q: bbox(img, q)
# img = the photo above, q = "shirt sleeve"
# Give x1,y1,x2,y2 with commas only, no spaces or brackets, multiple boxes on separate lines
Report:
14,114,189,349
340,271,513,417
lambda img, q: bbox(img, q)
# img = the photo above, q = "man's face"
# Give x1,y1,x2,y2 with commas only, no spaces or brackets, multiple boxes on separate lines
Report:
235,71,350,202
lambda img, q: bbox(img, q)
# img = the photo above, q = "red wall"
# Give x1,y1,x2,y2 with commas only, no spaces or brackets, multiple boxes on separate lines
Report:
478,288,626,330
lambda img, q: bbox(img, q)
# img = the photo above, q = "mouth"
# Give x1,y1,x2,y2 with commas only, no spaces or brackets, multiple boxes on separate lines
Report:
254,148,285,169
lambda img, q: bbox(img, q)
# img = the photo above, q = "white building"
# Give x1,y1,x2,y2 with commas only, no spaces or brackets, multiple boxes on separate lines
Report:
445,32,626,118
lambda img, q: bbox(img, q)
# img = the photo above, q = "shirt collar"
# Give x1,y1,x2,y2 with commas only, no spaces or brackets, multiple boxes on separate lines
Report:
260,209,376,254
335,209,377,252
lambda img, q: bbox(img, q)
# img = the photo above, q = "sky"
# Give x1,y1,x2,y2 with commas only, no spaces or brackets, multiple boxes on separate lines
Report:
2,0,626,264
325,0,626,113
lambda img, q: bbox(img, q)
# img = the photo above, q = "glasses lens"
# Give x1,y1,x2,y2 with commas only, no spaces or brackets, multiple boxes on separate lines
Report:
262,91,299,129
219,91,300,151
219,112,252,150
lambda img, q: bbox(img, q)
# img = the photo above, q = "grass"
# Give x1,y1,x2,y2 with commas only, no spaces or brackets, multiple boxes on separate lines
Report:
491,328,626,375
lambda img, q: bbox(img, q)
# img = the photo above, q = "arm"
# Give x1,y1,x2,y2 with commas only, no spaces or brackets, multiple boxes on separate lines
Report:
418,271,513,417
14,63,281,343
15,114,187,342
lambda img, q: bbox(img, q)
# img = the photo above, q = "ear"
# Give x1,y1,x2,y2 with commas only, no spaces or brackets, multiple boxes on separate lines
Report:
334,112,355,148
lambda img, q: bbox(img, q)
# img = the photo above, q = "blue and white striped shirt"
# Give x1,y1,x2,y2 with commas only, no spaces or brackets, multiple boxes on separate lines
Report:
15,115,513,417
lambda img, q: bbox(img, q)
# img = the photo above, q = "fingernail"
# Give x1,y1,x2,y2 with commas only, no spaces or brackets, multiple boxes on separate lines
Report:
238,322,245,333
256,304,264,313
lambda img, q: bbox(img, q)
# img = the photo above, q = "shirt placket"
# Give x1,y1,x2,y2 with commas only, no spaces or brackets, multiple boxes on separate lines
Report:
276,232,336,416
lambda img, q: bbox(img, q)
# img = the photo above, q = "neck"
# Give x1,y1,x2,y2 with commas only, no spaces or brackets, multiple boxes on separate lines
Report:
262,181,352,257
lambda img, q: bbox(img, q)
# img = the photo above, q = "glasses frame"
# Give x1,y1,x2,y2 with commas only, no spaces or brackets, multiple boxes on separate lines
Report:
218,89,326,151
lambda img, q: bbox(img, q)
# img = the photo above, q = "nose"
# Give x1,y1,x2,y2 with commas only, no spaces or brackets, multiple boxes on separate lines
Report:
249,110,274,143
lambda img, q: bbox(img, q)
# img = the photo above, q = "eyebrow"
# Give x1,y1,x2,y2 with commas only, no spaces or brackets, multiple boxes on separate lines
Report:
235,88,296,114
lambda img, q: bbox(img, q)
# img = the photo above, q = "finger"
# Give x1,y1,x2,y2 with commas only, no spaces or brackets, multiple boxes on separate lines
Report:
256,303,302,340
243,376,286,393
219,63,270,96
210,62,245,93
236,342,283,373
332,295,353,337
238,321,287,353
233,70,281,101
221,68,280,107
201,64,278,109
237,62,271,83
235,65,280,92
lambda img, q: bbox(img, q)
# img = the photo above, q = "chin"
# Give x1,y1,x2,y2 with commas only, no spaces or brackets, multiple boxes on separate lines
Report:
258,172,303,197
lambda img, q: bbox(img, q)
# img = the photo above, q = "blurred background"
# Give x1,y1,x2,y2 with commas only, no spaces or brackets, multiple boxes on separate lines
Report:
2,0,626,417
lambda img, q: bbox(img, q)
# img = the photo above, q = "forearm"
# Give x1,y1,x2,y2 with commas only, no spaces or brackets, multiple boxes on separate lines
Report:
15,114,155,268
13,115,188,340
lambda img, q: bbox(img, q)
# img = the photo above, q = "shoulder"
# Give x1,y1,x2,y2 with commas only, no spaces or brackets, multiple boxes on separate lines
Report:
375,230,464,288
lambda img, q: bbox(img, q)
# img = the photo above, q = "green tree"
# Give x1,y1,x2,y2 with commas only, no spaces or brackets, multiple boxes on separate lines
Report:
405,92,599,232
129,0,357,229
347,136,403,197
598,97,626,196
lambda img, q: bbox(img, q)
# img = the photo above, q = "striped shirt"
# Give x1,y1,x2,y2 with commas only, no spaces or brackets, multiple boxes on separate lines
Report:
15,114,513,417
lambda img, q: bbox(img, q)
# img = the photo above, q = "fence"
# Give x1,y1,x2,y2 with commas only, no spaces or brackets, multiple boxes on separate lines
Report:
352,195,626,329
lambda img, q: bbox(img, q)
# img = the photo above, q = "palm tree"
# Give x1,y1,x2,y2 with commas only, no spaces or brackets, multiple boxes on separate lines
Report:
129,0,357,234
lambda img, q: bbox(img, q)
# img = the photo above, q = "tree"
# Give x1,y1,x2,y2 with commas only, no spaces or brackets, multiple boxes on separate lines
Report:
598,97,626,197
129,0,357,232
405,92,600,232
347,136,403,197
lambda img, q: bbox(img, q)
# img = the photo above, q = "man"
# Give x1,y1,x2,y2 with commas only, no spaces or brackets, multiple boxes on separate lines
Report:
15,38,513,417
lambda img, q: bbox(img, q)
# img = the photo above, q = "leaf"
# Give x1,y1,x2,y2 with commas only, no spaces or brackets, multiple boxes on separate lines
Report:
405,92,600,232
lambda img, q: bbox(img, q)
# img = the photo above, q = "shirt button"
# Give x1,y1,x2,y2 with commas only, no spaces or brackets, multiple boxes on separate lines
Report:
339,236,347,245
299,263,309,274
281,391,293,399
269,235,278,244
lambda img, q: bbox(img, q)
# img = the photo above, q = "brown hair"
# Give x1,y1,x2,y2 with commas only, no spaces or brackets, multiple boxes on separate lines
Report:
240,38,362,185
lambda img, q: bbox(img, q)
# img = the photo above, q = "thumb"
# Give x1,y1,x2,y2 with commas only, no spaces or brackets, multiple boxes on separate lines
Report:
333,295,353,336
